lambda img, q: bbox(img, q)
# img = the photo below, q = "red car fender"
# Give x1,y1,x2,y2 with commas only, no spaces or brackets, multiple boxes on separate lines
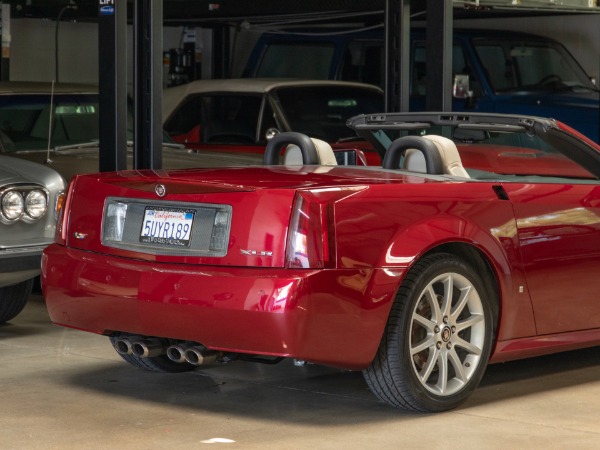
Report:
333,185,537,347
382,214,537,344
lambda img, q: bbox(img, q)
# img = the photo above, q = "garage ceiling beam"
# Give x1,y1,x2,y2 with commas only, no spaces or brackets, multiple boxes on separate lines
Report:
15,1,600,24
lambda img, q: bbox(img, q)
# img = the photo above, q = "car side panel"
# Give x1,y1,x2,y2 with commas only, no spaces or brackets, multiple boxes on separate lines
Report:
504,183,600,335
333,181,537,342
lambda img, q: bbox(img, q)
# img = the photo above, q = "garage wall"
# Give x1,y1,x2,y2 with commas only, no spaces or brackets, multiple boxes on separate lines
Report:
8,14,600,84
9,19,186,86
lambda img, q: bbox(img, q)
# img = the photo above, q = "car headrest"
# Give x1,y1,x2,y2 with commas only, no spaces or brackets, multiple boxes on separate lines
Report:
284,138,337,165
422,135,470,178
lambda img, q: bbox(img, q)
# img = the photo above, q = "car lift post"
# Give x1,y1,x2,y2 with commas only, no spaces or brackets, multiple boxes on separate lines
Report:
98,0,128,172
384,0,410,113
98,0,163,172
133,0,163,170
384,0,453,113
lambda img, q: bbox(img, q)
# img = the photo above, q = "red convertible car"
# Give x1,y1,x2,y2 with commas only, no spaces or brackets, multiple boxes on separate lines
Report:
42,112,600,412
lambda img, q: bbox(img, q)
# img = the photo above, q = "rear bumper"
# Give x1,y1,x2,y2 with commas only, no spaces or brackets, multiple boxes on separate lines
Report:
42,244,403,369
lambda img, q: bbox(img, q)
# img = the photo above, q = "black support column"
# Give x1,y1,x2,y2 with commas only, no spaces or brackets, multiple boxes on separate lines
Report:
211,25,231,79
425,0,453,112
384,0,410,113
98,0,128,172
134,0,163,170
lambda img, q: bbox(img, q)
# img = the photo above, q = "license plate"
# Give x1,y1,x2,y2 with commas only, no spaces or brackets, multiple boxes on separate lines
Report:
140,206,195,246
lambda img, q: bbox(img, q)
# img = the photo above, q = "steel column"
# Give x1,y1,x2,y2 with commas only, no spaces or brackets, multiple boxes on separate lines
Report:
98,0,127,172
211,26,231,79
425,0,453,112
134,0,163,169
384,0,410,113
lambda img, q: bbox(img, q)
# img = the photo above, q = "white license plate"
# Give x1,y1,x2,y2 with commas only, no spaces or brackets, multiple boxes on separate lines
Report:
140,207,195,246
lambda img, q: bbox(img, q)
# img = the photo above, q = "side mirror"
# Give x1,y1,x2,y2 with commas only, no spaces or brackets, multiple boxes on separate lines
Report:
453,74,473,100
265,128,280,141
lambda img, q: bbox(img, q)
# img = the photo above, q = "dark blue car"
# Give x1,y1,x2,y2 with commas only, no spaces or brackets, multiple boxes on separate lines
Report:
243,28,600,142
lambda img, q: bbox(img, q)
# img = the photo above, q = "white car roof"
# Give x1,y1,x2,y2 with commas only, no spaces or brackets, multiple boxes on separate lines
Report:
162,78,382,121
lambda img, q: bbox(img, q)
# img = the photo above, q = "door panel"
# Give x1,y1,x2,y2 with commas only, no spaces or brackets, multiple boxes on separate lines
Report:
504,183,600,335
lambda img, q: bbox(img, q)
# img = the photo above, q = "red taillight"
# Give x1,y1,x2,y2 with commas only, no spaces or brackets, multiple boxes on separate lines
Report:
286,191,333,269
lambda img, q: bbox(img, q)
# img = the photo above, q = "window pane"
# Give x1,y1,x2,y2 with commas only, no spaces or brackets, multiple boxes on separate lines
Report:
256,43,335,79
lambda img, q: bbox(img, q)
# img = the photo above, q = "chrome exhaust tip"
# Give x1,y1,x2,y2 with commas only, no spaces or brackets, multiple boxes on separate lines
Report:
166,342,196,363
184,345,220,366
131,338,168,358
114,337,134,356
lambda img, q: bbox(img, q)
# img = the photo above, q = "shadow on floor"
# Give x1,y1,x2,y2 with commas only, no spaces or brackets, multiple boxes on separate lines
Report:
61,343,600,422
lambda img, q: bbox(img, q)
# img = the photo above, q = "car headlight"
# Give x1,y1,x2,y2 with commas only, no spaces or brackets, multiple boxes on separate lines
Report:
1,190,24,221
25,190,48,219
0,186,49,224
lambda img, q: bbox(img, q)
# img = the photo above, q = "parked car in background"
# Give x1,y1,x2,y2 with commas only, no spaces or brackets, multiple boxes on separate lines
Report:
0,155,64,323
243,28,600,141
0,82,262,182
162,78,384,162
42,111,600,412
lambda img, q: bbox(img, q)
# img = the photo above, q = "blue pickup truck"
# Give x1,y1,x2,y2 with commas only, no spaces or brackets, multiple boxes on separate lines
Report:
243,28,600,142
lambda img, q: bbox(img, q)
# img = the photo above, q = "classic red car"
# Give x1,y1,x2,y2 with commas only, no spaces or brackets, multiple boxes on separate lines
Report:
42,112,600,412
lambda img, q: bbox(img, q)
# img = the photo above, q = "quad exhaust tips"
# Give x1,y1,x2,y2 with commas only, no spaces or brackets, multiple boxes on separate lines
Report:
113,335,219,366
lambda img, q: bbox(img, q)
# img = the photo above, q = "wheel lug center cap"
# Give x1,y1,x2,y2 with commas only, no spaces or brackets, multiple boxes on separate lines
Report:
441,326,452,342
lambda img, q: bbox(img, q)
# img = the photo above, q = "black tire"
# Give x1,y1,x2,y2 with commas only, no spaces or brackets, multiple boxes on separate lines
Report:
363,253,495,412
109,335,195,373
0,279,34,324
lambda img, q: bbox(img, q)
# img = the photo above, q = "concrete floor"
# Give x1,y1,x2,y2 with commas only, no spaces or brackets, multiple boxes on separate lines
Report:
2,295,600,450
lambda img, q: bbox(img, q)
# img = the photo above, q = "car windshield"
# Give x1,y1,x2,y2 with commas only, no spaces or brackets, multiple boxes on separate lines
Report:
0,94,102,152
274,85,383,142
163,93,264,145
474,39,597,93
